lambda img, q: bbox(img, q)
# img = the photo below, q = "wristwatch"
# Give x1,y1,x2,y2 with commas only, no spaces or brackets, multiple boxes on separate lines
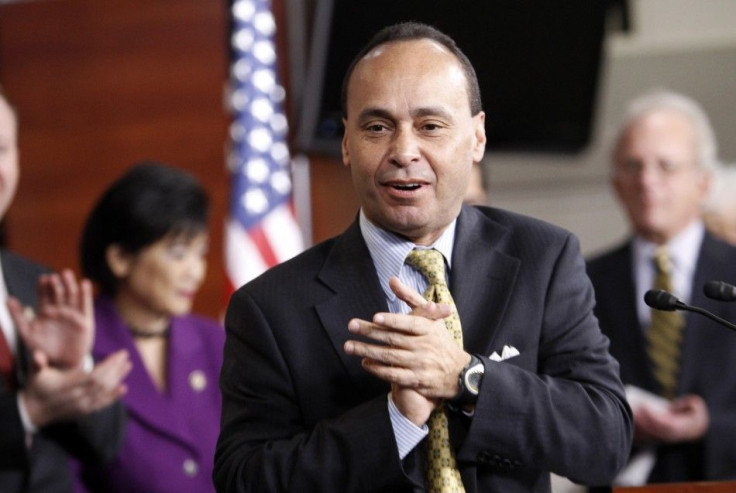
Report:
449,354,484,407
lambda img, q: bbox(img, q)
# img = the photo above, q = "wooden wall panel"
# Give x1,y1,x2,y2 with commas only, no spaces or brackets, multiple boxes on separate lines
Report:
0,0,230,317
309,155,360,241
0,0,359,319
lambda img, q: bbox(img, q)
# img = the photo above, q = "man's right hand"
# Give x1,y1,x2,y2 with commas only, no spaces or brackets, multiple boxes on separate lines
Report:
633,394,710,444
9,269,95,370
21,348,131,428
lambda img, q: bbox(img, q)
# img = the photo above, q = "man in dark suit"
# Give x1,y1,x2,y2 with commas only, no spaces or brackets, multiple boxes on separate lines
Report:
0,88,131,492
215,22,632,492
587,90,736,485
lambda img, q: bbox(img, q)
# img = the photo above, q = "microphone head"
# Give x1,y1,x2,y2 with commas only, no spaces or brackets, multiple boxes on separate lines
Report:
644,289,680,311
703,281,736,302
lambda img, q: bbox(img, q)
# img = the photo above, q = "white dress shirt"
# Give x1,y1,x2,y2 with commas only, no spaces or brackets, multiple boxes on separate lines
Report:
631,221,704,329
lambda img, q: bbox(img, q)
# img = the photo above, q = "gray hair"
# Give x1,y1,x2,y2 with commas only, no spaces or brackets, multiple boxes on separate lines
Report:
614,90,718,171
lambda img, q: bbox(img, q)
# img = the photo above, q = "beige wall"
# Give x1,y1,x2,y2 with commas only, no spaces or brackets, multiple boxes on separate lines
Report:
484,0,736,257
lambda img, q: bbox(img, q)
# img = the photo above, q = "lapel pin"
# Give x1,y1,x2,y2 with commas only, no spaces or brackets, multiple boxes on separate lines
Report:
188,370,207,392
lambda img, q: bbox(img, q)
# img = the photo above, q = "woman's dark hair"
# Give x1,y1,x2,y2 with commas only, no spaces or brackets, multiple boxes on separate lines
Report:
340,21,483,118
80,161,209,296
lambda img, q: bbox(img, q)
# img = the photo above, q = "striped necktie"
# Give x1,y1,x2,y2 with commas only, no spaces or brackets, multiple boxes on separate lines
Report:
405,249,465,493
647,246,685,399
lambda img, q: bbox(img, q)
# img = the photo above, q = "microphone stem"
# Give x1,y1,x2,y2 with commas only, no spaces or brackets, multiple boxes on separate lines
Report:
681,306,736,332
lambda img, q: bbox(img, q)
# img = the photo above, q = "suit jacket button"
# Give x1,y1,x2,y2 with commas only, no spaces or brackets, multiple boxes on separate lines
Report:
183,458,199,477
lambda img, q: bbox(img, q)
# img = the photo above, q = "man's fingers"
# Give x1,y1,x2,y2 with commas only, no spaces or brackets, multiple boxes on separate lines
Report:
50,273,66,306
361,358,418,386
59,269,77,307
91,350,132,389
37,273,53,306
80,278,94,317
413,301,452,320
388,278,453,320
389,276,428,309
8,296,30,339
32,349,50,370
344,335,410,365
347,316,427,349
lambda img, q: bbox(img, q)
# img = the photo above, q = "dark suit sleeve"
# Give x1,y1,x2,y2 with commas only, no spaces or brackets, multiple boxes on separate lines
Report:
0,391,28,469
457,233,633,485
0,251,126,484
42,401,126,466
214,288,413,493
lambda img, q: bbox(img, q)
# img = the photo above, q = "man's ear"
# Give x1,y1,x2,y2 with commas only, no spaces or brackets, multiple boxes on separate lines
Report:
472,112,487,163
341,118,351,168
106,244,132,278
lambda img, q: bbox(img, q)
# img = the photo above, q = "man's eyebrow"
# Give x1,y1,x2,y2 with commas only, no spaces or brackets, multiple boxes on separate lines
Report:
355,106,454,122
356,107,393,122
411,106,454,121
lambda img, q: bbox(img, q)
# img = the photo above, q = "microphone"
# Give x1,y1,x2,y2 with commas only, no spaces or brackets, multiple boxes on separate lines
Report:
644,289,736,332
703,281,736,302
644,289,684,311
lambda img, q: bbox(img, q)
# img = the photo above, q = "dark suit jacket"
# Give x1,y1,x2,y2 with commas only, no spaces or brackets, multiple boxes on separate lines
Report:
215,206,632,492
586,232,736,483
0,250,125,493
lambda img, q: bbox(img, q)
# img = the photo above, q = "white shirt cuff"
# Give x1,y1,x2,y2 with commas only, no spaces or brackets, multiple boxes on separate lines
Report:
17,391,37,448
387,393,428,459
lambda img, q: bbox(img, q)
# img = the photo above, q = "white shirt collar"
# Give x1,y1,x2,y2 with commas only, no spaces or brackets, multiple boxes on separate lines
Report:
359,209,456,303
632,220,705,324
633,221,704,286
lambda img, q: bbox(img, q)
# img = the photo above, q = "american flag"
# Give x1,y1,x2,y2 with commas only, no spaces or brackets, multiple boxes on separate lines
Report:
225,0,304,295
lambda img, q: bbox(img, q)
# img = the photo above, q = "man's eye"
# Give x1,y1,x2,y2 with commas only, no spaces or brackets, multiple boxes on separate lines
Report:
421,122,445,132
366,124,386,132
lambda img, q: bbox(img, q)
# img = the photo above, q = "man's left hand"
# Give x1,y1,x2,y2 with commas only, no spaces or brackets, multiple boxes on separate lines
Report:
8,269,94,370
344,276,470,401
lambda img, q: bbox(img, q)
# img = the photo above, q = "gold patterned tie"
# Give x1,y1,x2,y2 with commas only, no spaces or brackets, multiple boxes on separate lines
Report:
405,249,465,493
647,246,686,399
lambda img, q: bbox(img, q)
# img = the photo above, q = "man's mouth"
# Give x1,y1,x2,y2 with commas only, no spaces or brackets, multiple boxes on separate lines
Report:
391,183,422,191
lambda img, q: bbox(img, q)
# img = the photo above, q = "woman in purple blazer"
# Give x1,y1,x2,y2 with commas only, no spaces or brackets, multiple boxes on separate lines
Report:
73,162,224,493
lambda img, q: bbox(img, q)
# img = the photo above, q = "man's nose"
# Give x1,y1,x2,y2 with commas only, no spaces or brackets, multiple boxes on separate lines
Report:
389,128,421,167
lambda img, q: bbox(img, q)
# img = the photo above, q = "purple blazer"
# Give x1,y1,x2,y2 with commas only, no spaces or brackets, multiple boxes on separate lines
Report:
75,296,224,493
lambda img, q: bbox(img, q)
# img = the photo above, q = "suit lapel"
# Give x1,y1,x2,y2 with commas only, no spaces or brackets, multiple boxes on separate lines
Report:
0,251,39,308
0,251,41,389
679,233,728,392
315,221,389,387
612,244,656,391
450,208,519,356
94,298,198,452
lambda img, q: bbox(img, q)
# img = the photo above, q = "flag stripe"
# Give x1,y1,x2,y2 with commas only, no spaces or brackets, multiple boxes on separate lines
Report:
249,224,280,268
225,0,304,300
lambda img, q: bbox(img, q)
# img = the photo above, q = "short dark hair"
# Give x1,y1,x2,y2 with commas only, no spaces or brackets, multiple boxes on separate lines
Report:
340,21,483,118
80,161,209,296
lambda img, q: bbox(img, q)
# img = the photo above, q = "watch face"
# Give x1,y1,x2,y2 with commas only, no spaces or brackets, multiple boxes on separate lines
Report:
465,365,484,394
